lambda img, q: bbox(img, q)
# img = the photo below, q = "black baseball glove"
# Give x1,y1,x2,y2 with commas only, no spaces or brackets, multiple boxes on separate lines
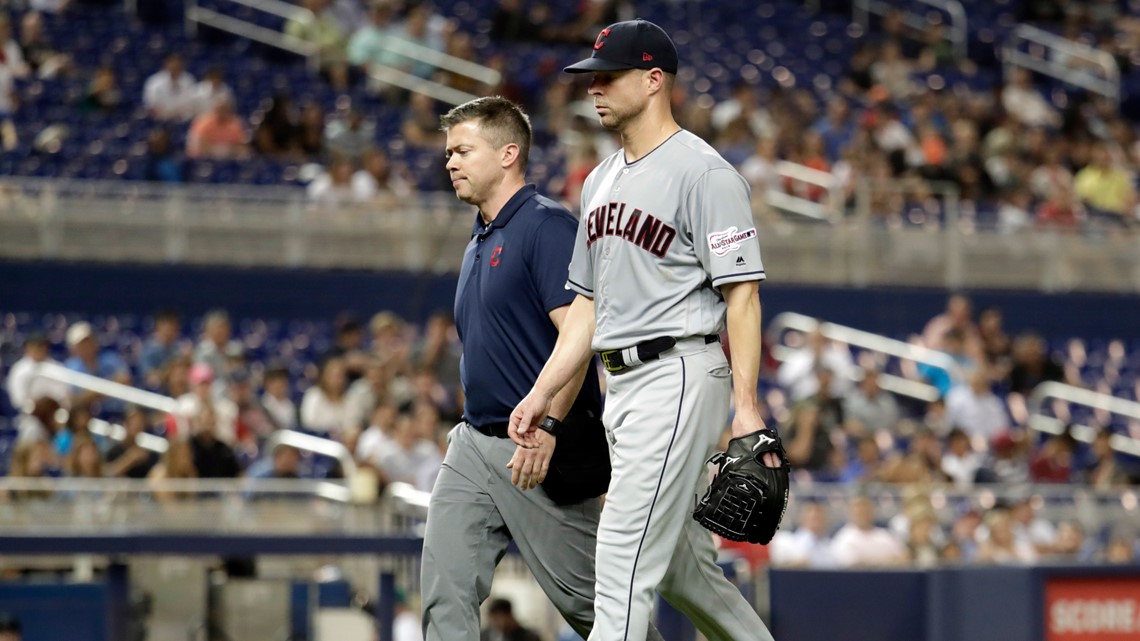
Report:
693,427,790,545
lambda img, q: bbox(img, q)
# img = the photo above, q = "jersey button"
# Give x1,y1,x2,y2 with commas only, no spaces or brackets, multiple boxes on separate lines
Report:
622,169,629,174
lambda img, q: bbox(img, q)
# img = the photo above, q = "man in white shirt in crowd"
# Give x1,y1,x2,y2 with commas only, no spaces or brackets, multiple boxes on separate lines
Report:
945,369,1009,444
769,502,837,568
143,53,198,122
941,427,983,489
843,367,901,435
830,495,908,567
260,365,297,432
6,333,70,411
777,327,857,402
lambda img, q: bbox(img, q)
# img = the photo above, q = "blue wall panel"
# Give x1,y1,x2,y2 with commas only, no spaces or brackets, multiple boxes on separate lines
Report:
0,583,109,641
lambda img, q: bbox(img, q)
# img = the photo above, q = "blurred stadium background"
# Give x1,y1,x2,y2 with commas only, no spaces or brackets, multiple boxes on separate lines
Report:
1,0,1139,639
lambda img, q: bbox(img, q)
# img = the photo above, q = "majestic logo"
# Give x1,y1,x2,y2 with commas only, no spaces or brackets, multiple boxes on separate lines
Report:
490,246,503,267
594,28,611,50
708,226,757,256
584,201,677,258
735,256,746,266
752,433,776,451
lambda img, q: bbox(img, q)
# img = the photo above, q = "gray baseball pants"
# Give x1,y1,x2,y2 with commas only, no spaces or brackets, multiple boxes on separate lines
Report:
421,422,665,641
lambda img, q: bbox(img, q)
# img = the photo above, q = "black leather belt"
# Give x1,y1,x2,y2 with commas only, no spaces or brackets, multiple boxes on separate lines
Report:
469,421,511,438
600,335,719,373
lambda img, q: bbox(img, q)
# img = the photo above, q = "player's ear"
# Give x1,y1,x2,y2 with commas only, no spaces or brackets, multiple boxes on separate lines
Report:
501,143,521,170
645,68,666,96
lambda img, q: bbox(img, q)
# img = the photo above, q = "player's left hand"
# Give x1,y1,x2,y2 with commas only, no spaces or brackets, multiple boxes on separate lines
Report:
732,407,781,468
506,430,556,490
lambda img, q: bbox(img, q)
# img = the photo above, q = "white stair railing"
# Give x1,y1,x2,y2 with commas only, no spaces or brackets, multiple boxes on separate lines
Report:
767,161,843,222
1003,24,1120,104
1026,381,1140,457
185,0,321,71
767,312,958,402
854,0,967,59
31,361,190,434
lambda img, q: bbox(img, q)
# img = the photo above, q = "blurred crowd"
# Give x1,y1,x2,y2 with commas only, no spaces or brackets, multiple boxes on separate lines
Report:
2,308,463,501
0,0,1138,228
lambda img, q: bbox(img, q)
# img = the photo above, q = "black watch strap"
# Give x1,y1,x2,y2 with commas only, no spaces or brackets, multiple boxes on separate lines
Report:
538,416,563,437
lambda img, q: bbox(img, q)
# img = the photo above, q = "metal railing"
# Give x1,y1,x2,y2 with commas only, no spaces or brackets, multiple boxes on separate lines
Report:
853,0,967,59
766,312,957,402
185,0,321,72
1003,24,1120,104
30,361,190,433
1026,382,1140,457
766,161,843,222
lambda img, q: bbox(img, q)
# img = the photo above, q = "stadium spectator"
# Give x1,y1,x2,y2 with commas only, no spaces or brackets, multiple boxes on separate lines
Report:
977,510,1038,564
19,11,69,79
831,496,907,567
871,40,915,100
1011,497,1058,555
6,332,70,410
142,127,184,183
1035,183,1082,231
190,403,240,478
843,368,901,436
104,406,158,479
1074,142,1137,227
344,358,388,433
941,428,983,489
0,613,18,641
978,431,1031,485
0,16,29,80
15,396,62,446
711,82,774,139
1030,432,1075,483
945,370,1008,444
191,67,234,116
402,92,445,149
300,356,351,439
838,436,882,484
296,102,327,158
252,93,301,160
347,2,399,76
1008,332,1065,396
64,436,103,478
1084,429,1128,488
777,328,857,402
918,329,977,397
148,438,197,501
879,427,944,484
769,502,836,568
143,53,198,122
193,310,232,380
977,308,1011,373
284,0,350,90
1028,143,1074,201
1001,68,1060,128
64,321,132,392
227,368,276,448
1105,532,1136,563
371,411,441,492
355,402,398,476
383,2,447,79
996,188,1034,234
411,312,461,389
307,156,357,208
923,294,982,357
178,363,237,444
783,368,843,475
160,356,192,399
245,444,301,480
6,440,55,500
325,108,375,162
369,311,411,371
481,598,540,641
186,97,250,160
905,509,942,568
77,66,122,113
140,309,183,386
257,365,296,434
352,148,410,202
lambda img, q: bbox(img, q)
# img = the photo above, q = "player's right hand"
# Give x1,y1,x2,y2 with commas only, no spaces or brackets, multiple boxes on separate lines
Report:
509,389,551,448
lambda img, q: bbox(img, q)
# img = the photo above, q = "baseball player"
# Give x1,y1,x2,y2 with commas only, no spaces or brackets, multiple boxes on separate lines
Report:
420,96,664,641
510,20,778,641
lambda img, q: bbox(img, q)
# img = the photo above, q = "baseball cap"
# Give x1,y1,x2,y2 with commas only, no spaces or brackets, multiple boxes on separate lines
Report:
66,321,94,348
564,19,679,75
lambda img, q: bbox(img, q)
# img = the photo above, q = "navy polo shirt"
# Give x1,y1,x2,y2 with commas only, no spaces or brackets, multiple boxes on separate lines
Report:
455,184,602,427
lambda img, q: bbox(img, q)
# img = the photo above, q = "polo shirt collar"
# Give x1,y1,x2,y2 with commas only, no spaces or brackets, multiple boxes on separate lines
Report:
471,184,538,236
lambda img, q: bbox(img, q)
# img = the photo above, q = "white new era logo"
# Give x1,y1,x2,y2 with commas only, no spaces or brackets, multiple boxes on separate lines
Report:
752,434,775,451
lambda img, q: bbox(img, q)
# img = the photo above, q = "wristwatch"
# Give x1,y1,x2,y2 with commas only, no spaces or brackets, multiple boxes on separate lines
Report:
538,416,563,438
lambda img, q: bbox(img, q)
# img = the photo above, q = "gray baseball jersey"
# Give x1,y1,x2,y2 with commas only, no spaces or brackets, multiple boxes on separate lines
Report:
566,129,765,350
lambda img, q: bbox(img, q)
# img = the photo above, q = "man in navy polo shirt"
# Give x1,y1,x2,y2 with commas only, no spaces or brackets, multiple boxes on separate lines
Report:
420,97,663,641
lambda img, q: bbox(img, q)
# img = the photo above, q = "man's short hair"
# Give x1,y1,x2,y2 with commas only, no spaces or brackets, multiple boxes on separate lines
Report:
487,598,513,615
439,96,532,172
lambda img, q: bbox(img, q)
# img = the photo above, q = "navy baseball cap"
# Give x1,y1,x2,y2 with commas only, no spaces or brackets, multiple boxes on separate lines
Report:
564,19,679,75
